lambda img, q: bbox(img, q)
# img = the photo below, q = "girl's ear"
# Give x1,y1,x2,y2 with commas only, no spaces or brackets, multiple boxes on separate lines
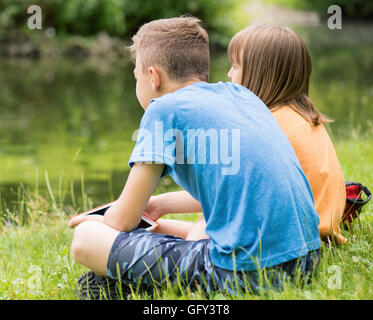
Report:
227,66,234,79
148,67,161,92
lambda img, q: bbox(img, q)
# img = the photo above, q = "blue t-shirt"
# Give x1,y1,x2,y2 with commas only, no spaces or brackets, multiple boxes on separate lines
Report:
129,81,321,271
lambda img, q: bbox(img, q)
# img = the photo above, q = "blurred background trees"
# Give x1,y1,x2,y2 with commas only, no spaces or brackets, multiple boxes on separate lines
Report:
262,0,373,19
300,0,373,19
0,0,372,211
0,0,240,46
1,0,371,48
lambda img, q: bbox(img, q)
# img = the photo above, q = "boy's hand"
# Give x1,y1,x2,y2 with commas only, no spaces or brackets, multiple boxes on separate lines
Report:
144,196,165,221
144,191,202,221
68,214,104,228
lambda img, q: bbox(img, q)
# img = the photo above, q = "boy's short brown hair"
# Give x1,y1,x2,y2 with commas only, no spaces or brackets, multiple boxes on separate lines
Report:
129,16,210,82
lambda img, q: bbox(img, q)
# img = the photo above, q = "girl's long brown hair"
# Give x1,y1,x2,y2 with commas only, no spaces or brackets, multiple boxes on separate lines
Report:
228,25,331,126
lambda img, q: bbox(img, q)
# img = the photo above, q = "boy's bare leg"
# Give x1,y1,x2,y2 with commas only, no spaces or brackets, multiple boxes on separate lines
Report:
71,220,120,276
155,216,208,240
154,218,194,239
186,216,208,240
147,190,208,240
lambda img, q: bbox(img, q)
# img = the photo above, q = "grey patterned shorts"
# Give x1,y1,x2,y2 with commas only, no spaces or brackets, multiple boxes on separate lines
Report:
107,229,320,295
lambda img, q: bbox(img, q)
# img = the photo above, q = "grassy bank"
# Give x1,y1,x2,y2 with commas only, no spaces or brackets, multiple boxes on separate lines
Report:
0,136,372,300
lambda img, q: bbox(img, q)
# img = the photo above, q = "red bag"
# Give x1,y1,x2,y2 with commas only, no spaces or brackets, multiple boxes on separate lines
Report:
343,181,371,226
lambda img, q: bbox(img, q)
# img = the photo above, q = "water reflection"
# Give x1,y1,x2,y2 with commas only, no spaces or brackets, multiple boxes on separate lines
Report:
0,23,372,211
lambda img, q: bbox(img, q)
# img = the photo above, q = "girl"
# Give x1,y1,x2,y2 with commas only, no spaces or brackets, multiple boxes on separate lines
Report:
227,26,346,243
147,26,346,244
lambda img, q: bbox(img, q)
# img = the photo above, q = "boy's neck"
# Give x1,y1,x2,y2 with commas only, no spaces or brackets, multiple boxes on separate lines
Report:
162,78,202,95
144,78,204,110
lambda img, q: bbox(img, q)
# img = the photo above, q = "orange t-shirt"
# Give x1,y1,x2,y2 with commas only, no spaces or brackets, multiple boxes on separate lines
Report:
272,105,346,243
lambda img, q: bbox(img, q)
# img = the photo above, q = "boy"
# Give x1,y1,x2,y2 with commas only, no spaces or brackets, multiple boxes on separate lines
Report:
68,16,321,299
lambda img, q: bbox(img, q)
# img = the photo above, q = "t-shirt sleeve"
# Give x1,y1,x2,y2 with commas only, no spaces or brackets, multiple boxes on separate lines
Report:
128,99,177,178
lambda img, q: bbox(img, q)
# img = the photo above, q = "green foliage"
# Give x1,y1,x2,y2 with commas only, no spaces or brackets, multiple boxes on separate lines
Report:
56,0,127,36
0,0,237,45
269,0,373,19
307,0,373,19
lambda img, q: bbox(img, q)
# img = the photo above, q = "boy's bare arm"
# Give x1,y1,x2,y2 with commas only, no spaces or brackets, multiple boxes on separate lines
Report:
145,190,202,220
103,163,164,231
68,163,164,231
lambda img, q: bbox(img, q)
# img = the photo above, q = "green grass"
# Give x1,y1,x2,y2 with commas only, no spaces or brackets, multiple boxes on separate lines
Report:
0,136,372,300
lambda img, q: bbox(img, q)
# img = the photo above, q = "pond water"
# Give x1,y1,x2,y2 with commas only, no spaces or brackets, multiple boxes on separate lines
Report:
0,23,372,213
